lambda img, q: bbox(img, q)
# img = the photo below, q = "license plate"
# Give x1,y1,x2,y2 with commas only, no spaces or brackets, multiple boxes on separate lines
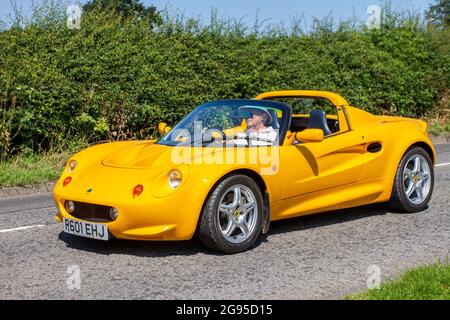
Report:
63,218,109,241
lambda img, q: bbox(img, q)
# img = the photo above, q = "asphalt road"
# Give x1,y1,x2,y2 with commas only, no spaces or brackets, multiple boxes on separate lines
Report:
0,145,449,300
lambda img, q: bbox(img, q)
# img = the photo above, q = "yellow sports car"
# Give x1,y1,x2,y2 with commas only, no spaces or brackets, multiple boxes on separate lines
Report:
54,90,435,253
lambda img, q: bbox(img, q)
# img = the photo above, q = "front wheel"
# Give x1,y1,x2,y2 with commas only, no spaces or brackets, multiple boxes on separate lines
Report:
390,147,434,212
198,175,264,253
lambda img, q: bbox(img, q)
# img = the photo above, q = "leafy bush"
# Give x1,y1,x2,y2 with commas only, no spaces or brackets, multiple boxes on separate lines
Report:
0,1,448,160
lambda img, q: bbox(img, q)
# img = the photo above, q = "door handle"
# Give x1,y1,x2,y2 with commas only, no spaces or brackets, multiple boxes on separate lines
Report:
366,142,383,153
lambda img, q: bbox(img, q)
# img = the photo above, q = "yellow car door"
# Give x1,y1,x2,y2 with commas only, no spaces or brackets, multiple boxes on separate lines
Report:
279,130,366,199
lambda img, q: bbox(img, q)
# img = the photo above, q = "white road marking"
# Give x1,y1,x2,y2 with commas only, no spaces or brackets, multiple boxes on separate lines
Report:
0,225,46,234
436,162,450,167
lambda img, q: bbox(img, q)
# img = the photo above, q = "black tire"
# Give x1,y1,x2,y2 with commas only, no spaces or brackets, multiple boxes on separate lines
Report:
198,175,264,254
389,147,434,212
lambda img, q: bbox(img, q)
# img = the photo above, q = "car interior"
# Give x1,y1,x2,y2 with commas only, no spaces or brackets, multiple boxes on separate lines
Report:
224,101,340,145
269,100,341,145
289,110,339,135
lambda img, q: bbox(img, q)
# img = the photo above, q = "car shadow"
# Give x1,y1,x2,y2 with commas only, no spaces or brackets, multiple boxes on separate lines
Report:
58,231,207,257
266,203,390,237
58,203,394,257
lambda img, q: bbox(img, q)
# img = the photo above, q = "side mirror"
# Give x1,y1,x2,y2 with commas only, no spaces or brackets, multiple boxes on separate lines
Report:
295,129,324,143
158,122,171,135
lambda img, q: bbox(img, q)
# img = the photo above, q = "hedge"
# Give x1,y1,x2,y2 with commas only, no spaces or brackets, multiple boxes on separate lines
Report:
0,3,448,160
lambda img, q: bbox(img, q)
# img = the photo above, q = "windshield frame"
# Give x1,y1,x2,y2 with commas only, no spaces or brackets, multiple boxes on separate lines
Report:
157,99,292,147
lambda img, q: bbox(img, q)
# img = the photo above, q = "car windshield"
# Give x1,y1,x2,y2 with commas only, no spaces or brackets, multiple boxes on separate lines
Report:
157,100,290,147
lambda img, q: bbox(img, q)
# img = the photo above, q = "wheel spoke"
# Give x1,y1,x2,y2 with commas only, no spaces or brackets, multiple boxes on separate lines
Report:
243,201,255,213
231,187,241,208
413,156,421,173
405,181,414,198
404,168,414,180
239,223,250,236
219,204,233,216
224,222,236,237
415,184,424,201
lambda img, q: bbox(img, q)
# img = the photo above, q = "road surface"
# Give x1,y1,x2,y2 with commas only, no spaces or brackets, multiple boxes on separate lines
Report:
0,145,449,299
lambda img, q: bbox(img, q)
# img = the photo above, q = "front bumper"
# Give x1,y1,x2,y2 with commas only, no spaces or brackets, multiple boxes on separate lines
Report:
54,182,202,241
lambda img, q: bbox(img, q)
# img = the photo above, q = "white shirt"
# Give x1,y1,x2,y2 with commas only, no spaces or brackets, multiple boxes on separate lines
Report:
232,126,278,146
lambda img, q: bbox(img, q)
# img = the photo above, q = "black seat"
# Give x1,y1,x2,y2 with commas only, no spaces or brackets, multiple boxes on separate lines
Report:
306,109,332,136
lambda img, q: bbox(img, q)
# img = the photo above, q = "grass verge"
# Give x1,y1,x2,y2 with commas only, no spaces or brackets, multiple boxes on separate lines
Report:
428,122,450,136
347,261,450,300
0,152,70,188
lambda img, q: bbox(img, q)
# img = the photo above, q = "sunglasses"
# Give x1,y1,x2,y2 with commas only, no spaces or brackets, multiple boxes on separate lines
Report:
238,110,264,119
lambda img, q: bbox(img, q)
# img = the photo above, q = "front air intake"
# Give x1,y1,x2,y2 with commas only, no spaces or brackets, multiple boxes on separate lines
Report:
65,201,116,223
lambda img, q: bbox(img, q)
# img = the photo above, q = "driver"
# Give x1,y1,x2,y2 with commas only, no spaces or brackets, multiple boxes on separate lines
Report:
231,106,278,146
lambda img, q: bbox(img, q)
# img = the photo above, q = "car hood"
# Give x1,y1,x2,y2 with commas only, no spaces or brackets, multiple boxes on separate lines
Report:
102,142,173,169
100,141,253,169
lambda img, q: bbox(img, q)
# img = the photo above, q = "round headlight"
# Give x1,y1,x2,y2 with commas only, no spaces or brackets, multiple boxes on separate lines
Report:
68,160,78,173
109,207,119,221
168,169,182,189
65,201,75,213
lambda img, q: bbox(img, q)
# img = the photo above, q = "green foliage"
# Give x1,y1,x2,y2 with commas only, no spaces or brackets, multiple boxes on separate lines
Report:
0,1,448,160
428,119,450,136
83,0,161,25
347,261,450,300
429,122,445,136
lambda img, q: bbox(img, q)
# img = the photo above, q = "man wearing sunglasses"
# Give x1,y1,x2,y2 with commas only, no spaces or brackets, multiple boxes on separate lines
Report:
231,106,278,146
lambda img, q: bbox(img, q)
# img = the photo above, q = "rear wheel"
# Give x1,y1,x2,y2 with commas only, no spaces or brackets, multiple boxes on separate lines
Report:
390,147,434,212
199,175,263,253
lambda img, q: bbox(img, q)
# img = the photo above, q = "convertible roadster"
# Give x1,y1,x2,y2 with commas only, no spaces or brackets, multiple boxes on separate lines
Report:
54,90,435,253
